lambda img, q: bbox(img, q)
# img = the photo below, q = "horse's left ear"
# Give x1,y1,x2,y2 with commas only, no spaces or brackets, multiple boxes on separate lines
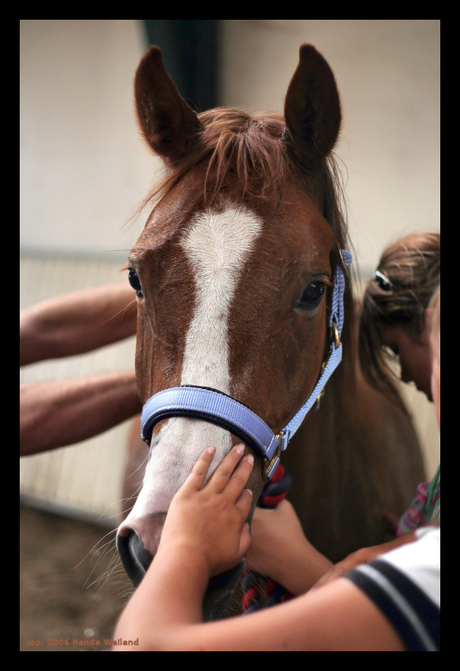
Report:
134,46,203,166
284,45,341,167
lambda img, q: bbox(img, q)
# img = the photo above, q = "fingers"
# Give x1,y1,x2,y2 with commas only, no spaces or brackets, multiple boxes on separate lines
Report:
181,444,254,499
238,521,252,557
226,458,254,507
210,444,254,495
235,487,254,523
181,445,217,493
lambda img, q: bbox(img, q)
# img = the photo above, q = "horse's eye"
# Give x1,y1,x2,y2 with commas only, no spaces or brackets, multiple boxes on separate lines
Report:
296,281,326,311
128,269,143,298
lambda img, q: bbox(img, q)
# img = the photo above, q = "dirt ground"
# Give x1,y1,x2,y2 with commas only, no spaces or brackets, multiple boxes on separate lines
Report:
20,504,134,652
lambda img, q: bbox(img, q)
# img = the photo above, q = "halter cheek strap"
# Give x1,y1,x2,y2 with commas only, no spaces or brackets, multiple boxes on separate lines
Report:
141,250,352,480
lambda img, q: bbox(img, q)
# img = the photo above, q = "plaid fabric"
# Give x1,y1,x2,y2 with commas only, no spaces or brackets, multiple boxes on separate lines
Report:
242,464,294,612
397,464,440,536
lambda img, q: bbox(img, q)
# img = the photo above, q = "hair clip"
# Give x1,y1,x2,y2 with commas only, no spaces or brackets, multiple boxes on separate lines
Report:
373,269,392,291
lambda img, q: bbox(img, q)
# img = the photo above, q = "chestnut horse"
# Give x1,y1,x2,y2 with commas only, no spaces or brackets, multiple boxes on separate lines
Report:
117,44,424,619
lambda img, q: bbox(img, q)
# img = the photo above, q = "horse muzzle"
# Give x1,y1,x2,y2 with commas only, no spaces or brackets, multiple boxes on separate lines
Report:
116,529,153,587
116,510,247,619
116,512,166,586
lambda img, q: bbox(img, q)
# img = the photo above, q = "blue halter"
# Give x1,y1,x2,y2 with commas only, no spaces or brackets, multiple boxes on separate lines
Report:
141,250,352,480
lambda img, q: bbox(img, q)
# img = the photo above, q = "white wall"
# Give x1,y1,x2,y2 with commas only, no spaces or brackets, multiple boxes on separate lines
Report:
220,20,440,275
20,19,160,260
20,20,439,272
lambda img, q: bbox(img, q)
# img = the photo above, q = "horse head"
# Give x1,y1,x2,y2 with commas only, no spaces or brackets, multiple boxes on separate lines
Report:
117,44,346,618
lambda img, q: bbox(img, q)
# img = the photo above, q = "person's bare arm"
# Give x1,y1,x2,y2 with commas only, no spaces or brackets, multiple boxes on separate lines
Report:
310,531,419,590
20,371,141,455
245,500,333,595
20,283,136,365
114,448,405,652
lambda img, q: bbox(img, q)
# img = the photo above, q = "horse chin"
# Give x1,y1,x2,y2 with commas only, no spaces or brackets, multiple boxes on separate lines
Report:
202,561,246,621
117,529,243,620
116,529,153,587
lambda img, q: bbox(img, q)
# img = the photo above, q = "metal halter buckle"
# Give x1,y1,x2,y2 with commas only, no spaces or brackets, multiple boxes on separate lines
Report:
263,438,282,480
331,321,340,350
338,248,349,278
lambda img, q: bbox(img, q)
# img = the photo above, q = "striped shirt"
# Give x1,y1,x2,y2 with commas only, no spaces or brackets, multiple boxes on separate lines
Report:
397,465,440,536
345,526,440,651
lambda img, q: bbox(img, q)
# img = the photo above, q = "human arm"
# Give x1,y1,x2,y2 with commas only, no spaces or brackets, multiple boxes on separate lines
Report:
310,530,419,590
246,502,422,595
20,371,141,455
114,444,254,644
245,500,333,595
20,283,136,366
113,448,406,651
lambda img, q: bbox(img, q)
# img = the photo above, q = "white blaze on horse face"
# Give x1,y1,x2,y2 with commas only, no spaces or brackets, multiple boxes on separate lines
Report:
181,206,263,390
127,206,263,523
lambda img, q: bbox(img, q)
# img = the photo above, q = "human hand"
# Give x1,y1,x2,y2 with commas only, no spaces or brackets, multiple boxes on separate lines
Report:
158,444,254,577
245,500,305,577
246,500,333,594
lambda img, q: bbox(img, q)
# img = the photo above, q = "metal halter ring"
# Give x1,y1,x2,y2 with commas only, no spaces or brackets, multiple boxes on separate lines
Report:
331,321,340,350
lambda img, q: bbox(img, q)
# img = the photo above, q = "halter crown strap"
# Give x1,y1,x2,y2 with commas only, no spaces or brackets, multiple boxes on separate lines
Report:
141,250,351,479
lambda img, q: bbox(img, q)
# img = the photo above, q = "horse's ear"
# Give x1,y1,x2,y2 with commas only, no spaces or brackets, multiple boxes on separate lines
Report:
134,46,203,165
284,44,341,167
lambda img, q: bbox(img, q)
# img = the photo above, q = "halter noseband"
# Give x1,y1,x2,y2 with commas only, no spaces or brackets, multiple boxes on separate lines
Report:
141,250,352,480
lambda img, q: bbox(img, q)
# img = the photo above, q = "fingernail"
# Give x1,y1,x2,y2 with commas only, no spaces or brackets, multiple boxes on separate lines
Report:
207,446,216,455
235,444,245,455
246,454,254,465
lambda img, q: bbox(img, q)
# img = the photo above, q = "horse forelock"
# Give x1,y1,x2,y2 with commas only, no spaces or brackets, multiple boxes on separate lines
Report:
141,109,286,207
143,108,348,232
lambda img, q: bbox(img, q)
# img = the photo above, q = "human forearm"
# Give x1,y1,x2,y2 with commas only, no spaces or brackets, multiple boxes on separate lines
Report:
273,538,333,595
114,540,209,650
114,445,254,651
246,501,333,595
20,283,136,365
20,371,141,455
311,531,419,590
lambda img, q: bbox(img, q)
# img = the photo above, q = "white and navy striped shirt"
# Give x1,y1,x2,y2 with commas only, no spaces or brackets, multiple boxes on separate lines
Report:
345,526,440,651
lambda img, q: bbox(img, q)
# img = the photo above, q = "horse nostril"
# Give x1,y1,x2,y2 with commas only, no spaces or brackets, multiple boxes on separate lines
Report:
116,529,153,587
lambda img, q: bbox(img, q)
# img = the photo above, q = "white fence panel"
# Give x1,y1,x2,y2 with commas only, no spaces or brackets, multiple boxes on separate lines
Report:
20,255,137,526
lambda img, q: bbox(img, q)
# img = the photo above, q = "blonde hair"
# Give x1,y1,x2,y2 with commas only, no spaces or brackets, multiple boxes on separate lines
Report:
359,231,440,402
